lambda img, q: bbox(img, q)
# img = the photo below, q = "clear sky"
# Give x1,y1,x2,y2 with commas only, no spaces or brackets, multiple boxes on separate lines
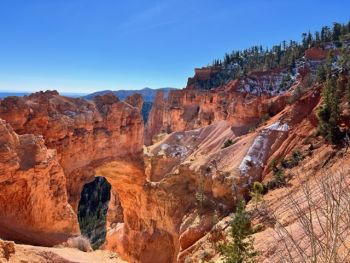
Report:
0,0,349,93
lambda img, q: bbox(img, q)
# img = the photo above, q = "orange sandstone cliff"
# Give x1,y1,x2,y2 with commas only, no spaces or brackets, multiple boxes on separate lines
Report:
0,91,148,262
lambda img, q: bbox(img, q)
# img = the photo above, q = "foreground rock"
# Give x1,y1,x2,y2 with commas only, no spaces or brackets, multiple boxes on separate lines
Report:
0,119,79,246
0,239,125,263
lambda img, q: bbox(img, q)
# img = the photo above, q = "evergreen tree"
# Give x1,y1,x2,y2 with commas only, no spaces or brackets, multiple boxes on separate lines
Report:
338,48,350,71
318,77,342,144
219,200,258,263
321,26,332,42
302,32,308,49
332,22,342,41
317,65,327,83
250,182,264,208
307,31,313,47
315,31,321,44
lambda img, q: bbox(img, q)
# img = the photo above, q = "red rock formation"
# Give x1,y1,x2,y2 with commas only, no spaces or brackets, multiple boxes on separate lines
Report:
0,119,79,246
0,91,144,210
173,85,323,262
0,91,146,257
0,90,191,263
125,93,144,111
186,67,221,90
305,47,329,61
0,65,339,263
145,88,286,146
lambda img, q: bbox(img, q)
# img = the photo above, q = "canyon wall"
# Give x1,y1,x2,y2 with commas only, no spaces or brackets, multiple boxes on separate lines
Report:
0,87,291,262
145,88,286,145
0,91,144,210
0,85,297,262
0,119,79,245
0,91,145,254
0,90,199,262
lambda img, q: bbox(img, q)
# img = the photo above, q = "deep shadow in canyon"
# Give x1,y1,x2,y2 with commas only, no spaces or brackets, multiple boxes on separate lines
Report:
78,176,111,249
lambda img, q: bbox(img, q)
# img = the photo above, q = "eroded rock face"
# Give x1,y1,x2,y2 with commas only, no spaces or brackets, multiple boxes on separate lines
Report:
0,80,326,263
173,86,322,263
145,88,284,146
0,91,146,255
0,91,193,263
0,91,144,211
0,119,79,246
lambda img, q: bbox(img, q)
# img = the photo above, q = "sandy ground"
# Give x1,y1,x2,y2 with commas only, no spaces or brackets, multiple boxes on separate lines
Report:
1,242,126,263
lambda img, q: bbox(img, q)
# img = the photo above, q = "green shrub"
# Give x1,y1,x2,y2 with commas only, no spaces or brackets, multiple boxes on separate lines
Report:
274,169,286,186
219,200,259,263
266,161,286,190
222,139,236,149
288,150,303,167
250,182,264,206
287,86,303,105
317,77,343,144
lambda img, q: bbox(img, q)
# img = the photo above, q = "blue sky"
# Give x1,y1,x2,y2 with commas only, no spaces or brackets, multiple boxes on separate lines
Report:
0,0,349,93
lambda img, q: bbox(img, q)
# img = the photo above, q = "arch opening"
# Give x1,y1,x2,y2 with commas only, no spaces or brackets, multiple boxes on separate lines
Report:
77,176,112,249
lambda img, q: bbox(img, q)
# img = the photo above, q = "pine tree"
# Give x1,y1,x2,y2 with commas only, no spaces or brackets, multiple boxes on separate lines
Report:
317,65,327,83
318,77,342,144
315,31,321,44
250,182,264,208
332,22,342,41
219,200,258,263
307,31,313,47
302,32,308,49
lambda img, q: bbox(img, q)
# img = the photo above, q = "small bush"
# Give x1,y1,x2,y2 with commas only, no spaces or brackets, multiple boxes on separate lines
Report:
222,139,236,149
287,86,303,105
280,158,288,169
274,169,286,186
266,161,286,190
260,114,271,124
290,150,303,166
250,182,264,206
65,236,93,252
248,126,256,133
269,159,278,173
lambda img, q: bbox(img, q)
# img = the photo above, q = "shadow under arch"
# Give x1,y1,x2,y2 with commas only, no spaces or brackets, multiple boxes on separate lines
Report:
77,176,114,249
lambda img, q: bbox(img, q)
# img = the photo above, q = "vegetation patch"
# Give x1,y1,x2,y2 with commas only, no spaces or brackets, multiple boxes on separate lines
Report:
222,139,237,149
78,176,111,249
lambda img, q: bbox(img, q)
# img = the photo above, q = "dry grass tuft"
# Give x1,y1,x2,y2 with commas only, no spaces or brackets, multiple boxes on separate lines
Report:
65,236,93,252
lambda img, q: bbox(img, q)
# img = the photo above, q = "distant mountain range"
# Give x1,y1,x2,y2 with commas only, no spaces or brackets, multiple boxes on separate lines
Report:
84,87,176,102
0,92,86,99
0,92,30,99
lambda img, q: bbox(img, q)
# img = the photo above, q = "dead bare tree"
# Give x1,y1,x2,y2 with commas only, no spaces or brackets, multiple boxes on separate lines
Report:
266,168,350,263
